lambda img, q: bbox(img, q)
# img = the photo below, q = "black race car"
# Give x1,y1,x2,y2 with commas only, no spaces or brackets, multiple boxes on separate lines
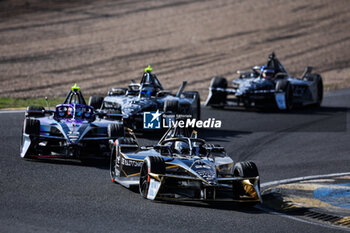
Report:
20,84,124,160
89,66,200,131
110,123,262,203
205,52,323,111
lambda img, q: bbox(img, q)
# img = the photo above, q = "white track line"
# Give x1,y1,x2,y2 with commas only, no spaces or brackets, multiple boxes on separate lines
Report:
259,172,350,231
261,172,350,188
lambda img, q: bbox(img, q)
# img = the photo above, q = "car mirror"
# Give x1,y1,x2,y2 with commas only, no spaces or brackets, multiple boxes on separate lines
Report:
252,66,261,72
154,145,171,155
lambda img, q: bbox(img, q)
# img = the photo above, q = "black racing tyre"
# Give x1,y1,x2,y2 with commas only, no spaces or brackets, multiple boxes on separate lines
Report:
139,156,165,199
194,93,201,120
24,118,40,135
25,106,45,117
210,77,227,89
316,76,323,107
164,99,179,113
275,80,293,111
233,161,259,179
108,124,124,139
208,77,227,107
275,79,287,91
233,161,260,197
310,74,323,107
88,96,104,109
182,91,201,120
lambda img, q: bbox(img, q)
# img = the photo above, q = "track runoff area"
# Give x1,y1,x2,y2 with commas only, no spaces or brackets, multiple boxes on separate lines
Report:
259,172,350,231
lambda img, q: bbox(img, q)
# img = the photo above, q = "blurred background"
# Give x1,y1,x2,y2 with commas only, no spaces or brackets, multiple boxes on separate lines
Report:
0,0,349,106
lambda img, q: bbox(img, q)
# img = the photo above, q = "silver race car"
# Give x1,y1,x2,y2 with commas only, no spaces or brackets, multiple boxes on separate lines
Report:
110,123,262,203
89,66,200,131
206,52,323,111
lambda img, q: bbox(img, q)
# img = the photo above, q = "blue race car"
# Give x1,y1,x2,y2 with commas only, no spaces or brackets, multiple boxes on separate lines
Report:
20,84,124,160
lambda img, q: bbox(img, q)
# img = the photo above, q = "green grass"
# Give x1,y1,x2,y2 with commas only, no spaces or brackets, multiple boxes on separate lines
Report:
0,97,65,109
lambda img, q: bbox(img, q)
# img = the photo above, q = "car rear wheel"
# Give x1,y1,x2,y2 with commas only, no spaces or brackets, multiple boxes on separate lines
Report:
309,74,323,107
182,91,201,120
164,99,179,113
208,77,227,108
88,96,104,109
108,124,124,140
316,76,323,107
139,156,165,199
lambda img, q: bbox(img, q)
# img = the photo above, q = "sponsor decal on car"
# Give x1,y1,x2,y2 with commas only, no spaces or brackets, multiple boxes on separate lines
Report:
121,158,143,167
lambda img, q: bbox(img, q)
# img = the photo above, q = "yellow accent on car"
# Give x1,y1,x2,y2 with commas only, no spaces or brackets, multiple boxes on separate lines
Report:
145,65,153,73
242,179,258,199
71,83,80,92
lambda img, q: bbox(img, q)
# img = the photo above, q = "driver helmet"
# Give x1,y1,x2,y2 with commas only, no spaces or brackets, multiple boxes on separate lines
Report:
140,86,155,97
261,66,275,79
67,107,73,116
174,141,190,155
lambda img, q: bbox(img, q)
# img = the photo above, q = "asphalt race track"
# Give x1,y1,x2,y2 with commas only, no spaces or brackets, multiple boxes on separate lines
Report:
1,90,349,233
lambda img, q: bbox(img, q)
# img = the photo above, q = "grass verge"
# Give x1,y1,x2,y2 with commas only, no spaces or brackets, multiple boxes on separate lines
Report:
0,97,65,109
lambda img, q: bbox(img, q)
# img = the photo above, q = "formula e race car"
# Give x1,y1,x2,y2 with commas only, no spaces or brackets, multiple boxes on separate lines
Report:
20,84,124,160
89,65,200,130
205,52,323,111
110,123,262,203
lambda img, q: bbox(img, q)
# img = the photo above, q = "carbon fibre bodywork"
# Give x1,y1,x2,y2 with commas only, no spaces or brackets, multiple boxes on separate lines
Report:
110,126,261,203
